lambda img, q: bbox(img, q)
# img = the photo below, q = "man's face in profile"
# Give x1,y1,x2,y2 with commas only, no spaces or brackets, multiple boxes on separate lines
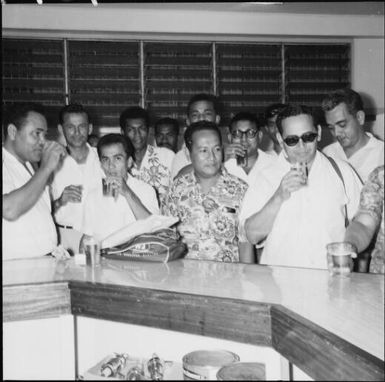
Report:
325,102,364,151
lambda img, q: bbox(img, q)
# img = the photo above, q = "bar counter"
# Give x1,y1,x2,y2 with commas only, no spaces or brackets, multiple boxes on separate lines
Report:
3,257,384,380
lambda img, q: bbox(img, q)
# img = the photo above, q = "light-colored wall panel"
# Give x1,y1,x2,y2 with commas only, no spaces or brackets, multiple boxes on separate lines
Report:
3,315,75,380
352,38,384,113
2,5,384,37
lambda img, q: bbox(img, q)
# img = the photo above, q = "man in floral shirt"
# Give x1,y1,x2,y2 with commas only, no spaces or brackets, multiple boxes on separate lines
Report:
344,165,384,273
162,121,254,263
120,106,175,204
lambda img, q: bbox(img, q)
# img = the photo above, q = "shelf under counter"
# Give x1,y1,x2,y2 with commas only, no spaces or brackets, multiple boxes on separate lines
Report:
3,257,384,381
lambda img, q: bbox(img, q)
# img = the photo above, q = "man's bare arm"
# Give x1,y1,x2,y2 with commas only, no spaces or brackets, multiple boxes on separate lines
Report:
3,142,66,221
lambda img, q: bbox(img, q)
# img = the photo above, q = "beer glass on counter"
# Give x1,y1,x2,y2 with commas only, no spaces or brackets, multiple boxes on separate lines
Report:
83,236,101,267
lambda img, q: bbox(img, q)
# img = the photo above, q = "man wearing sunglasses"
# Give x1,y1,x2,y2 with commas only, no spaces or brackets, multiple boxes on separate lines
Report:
238,104,362,270
224,112,277,185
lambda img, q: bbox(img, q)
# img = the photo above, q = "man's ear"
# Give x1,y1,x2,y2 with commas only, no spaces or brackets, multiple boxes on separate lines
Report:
257,130,263,142
127,156,134,170
316,125,322,142
227,126,233,144
186,118,191,127
276,131,283,145
58,124,63,136
88,123,93,135
356,110,365,126
276,132,290,159
215,115,221,126
7,124,17,140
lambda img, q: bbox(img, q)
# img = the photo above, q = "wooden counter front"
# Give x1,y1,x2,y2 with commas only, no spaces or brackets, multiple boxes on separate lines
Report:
3,257,384,380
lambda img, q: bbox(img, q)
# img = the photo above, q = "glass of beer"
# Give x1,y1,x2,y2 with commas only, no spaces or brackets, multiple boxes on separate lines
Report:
83,236,101,267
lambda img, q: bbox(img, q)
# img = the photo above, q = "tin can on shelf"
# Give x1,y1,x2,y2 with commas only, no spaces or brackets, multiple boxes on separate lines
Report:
216,362,266,380
182,350,240,380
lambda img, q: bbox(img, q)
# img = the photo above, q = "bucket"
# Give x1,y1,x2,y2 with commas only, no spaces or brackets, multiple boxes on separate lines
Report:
182,350,240,380
216,362,266,381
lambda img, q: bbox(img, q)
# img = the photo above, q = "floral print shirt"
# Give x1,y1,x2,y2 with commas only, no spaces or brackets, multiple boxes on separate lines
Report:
162,167,248,262
356,165,384,273
131,144,175,204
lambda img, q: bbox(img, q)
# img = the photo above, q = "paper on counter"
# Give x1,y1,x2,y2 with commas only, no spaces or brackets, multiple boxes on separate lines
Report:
101,214,179,249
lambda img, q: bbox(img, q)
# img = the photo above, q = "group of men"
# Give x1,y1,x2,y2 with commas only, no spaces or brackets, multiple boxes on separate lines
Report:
2,88,384,274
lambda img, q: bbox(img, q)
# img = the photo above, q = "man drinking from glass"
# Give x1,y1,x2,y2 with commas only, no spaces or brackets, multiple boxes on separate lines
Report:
239,104,362,270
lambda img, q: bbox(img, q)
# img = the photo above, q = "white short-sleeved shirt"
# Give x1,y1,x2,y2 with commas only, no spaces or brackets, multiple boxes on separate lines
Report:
238,151,363,270
80,174,160,243
130,144,174,202
224,149,278,185
171,144,191,179
2,147,58,259
50,144,104,229
322,133,384,183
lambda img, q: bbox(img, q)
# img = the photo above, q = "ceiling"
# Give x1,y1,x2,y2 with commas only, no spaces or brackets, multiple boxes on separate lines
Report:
2,1,384,16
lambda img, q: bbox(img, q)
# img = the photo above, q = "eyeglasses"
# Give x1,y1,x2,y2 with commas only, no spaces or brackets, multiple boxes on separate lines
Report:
231,129,258,139
283,132,318,147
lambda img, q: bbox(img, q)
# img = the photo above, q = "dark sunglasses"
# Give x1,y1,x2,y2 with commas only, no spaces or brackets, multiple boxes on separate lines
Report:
283,132,318,147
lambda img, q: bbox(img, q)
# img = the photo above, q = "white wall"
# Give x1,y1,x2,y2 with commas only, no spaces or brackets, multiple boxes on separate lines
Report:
352,38,385,114
3,315,75,380
2,4,383,38
353,38,385,138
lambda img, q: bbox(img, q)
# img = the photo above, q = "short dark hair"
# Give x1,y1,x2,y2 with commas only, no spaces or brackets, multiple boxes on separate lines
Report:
187,93,219,116
184,121,222,152
321,88,364,116
119,106,150,131
88,133,99,141
264,103,287,120
154,117,179,135
59,103,90,125
97,133,135,161
3,102,46,138
230,112,260,131
276,104,315,135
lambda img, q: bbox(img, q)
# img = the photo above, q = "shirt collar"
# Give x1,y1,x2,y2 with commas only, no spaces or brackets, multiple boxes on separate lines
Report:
191,165,227,186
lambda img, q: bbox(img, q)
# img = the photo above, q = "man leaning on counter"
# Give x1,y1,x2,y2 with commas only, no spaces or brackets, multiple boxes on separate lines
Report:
2,102,67,260
239,104,363,270
162,120,254,264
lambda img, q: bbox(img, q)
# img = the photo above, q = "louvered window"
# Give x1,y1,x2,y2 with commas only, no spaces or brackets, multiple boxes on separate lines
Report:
216,43,283,124
285,44,350,106
144,42,213,125
2,38,65,129
2,38,350,132
68,40,140,128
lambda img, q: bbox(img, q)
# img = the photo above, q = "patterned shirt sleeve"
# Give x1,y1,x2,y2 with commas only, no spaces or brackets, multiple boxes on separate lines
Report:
356,166,384,224
161,180,178,218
